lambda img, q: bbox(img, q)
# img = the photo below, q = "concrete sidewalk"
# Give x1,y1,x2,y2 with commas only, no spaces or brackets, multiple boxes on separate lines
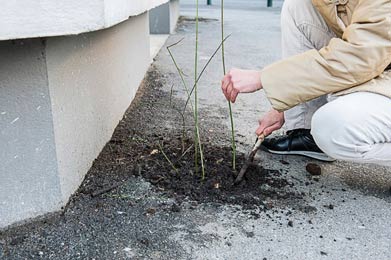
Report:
1,1,390,259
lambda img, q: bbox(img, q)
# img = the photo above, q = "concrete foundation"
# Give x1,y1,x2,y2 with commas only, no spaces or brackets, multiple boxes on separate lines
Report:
0,13,150,228
150,0,180,34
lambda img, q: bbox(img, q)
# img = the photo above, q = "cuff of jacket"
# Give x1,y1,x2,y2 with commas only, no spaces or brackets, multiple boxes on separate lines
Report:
261,64,290,112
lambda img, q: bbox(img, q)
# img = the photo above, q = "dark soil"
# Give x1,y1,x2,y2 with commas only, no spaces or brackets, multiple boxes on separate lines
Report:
136,138,300,209
79,65,304,211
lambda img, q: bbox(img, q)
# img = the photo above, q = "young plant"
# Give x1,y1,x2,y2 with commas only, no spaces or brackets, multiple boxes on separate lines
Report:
166,29,205,177
166,1,233,179
221,0,237,170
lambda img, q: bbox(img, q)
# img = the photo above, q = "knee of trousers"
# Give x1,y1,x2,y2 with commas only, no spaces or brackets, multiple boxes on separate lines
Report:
311,104,363,160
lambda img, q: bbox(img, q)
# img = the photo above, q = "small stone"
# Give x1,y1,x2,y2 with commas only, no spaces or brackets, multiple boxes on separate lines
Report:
146,208,156,215
171,203,181,212
302,206,317,213
306,163,322,176
265,201,274,210
261,184,272,191
216,158,224,164
139,238,149,246
150,149,159,155
324,204,334,210
280,160,289,165
245,231,255,238
288,220,293,227
320,251,328,256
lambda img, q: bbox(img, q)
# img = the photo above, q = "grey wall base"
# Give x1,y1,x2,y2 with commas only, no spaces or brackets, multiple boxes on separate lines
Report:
0,13,150,228
150,0,180,34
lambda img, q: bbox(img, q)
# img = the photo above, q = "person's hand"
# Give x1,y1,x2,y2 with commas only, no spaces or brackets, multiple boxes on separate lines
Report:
221,68,262,103
256,109,285,136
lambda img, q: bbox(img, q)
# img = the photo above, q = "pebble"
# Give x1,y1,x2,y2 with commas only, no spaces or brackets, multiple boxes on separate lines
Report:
171,203,181,212
324,204,334,210
146,208,156,215
306,163,322,176
260,184,272,191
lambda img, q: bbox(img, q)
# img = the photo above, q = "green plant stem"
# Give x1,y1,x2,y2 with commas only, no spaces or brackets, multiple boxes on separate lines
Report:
157,142,178,173
221,0,236,170
167,39,193,153
167,39,194,112
194,0,206,179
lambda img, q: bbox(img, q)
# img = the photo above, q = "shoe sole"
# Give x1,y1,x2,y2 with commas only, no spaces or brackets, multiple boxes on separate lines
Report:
260,145,336,162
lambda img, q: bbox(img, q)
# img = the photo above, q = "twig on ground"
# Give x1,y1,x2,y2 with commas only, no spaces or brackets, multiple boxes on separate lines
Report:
91,182,123,197
157,142,178,173
180,144,194,159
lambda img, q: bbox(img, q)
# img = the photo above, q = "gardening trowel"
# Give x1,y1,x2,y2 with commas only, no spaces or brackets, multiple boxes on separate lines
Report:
234,134,265,185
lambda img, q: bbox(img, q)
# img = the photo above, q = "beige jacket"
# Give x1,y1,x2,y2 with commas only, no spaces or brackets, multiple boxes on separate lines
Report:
261,0,391,112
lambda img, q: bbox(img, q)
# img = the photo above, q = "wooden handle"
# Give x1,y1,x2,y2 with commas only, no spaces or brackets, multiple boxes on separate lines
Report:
258,133,265,142
252,133,265,152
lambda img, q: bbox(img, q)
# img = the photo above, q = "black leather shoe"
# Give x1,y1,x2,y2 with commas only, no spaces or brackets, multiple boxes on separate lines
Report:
261,129,335,162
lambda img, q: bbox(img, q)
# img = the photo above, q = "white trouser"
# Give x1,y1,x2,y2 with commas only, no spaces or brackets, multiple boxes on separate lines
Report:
280,0,391,166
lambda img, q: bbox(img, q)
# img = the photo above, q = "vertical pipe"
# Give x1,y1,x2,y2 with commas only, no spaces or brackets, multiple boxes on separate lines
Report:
267,0,273,7
207,0,212,5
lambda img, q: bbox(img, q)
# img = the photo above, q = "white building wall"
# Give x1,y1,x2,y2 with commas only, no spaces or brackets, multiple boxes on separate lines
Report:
46,14,150,202
0,39,63,227
0,0,167,40
0,0,179,229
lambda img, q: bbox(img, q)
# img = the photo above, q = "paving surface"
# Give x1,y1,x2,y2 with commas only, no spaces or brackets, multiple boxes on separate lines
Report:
1,1,391,259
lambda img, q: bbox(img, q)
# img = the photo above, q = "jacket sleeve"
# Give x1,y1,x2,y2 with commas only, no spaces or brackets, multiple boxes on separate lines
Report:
261,0,391,112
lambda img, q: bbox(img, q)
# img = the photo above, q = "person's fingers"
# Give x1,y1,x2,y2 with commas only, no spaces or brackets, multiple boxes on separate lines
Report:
223,82,230,100
225,82,234,101
221,75,232,100
221,75,231,92
255,122,266,136
230,89,239,103
263,123,281,136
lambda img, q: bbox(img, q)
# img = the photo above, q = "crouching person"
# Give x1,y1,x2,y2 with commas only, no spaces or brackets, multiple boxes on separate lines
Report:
221,0,391,166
